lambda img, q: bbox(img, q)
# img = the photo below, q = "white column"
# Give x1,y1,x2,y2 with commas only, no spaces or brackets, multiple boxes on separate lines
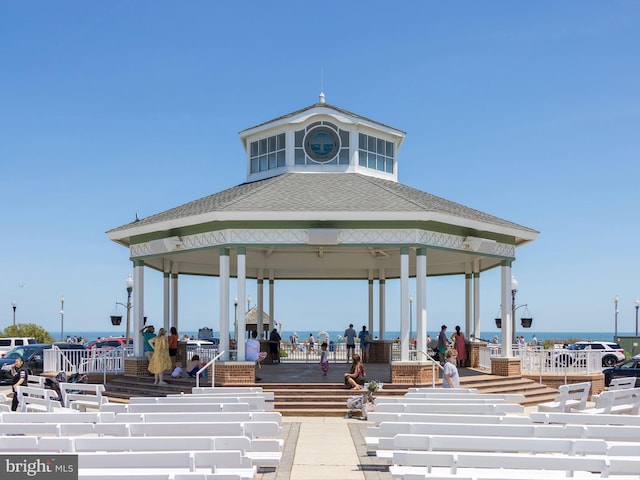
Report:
236,248,246,361
257,271,264,340
133,260,145,358
368,273,374,337
269,275,275,339
473,269,481,341
170,272,178,333
379,270,386,340
501,262,513,357
219,248,230,361
416,248,427,359
465,271,472,338
400,247,410,361
163,271,170,331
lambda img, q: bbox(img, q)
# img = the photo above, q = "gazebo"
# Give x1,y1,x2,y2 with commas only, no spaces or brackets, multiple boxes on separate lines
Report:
107,94,538,382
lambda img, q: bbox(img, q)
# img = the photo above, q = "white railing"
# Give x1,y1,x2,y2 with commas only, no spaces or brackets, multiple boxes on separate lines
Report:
196,350,225,388
43,346,87,374
479,346,606,379
80,347,126,377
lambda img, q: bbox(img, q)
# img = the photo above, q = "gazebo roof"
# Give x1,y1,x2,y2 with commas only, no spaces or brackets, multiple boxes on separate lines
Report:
108,172,537,242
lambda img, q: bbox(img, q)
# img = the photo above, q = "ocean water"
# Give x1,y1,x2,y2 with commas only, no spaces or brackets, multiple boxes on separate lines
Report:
57,329,624,345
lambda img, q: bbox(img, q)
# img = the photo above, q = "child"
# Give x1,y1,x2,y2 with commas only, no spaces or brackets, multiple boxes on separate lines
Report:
320,342,329,376
186,354,201,377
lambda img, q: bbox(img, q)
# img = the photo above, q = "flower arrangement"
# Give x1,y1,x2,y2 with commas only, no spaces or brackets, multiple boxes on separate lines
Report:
365,380,383,393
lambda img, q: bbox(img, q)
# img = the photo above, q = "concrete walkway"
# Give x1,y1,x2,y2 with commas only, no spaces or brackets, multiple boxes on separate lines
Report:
259,416,391,480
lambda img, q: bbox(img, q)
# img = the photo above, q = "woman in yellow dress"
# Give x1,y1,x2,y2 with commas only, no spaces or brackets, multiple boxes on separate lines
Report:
148,328,172,385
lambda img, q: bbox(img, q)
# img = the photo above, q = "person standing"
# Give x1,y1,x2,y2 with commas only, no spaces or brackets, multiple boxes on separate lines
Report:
344,324,357,363
269,327,282,364
442,349,459,388
168,326,179,369
246,330,262,382
437,325,450,362
307,333,315,353
452,325,468,367
148,327,172,385
140,325,156,362
11,356,28,411
531,334,538,347
358,325,370,363
320,342,329,376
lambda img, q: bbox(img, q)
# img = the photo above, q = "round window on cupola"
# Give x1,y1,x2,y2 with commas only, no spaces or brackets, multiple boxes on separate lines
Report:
304,125,341,163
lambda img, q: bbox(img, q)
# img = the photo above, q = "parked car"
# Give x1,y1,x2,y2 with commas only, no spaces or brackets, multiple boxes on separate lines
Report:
0,337,37,358
554,341,625,368
0,343,85,383
603,355,640,387
86,336,132,351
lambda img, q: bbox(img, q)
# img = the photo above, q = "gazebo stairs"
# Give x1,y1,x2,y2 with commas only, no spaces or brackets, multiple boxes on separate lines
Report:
103,374,558,416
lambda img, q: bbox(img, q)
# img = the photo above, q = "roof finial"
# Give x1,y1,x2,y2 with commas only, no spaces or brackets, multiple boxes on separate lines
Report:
319,67,325,103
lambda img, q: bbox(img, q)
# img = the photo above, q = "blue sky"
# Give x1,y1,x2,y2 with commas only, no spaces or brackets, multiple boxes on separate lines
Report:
1,1,639,337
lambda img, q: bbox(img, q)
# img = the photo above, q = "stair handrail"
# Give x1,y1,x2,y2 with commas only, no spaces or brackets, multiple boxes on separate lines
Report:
416,350,444,388
195,350,225,388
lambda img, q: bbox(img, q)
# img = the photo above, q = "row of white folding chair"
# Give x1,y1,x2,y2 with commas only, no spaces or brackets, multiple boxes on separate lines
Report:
407,387,478,394
79,474,244,480
375,397,512,405
0,422,96,436
191,386,264,395
173,390,275,401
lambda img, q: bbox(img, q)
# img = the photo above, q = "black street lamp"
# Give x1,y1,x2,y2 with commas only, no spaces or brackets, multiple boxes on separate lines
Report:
234,297,239,341
511,277,519,344
247,296,251,313
125,275,133,348
11,301,16,326
635,299,640,336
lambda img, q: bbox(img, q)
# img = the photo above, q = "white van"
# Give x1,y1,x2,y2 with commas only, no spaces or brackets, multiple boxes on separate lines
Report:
0,337,37,357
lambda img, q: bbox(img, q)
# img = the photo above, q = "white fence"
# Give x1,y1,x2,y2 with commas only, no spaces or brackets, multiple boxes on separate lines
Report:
478,345,606,376
44,346,125,375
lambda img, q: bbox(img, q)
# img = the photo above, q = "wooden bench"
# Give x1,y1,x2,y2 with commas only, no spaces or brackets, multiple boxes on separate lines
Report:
75,450,256,479
608,376,636,390
130,395,271,410
376,434,609,459
580,387,640,414
388,451,640,478
530,411,640,426
39,435,282,466
94,420,281,438
537,381,591,412
367,411,529,425
0,411,115,423
403,392,525,403
369,420,640,446
372,402,523,415
15,385,70,412
105,402,254,414
114,411,282,424
59,382,107,411
0,422,96,436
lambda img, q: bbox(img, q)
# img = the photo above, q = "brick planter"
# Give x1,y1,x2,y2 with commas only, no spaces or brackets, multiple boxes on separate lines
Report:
523,373,605,398
391,361,438,385
213,361,256,385
467,341,487,368
490,356,521,376
124,357,150,377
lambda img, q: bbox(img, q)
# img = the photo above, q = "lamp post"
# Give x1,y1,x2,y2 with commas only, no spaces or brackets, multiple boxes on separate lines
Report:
11,301,17,326
60,297,65,341
247,296,251,313
635,299,640,336
614,295,619,339
233,297,238,341
125,275,133,350
511,277,519,344
408,295,413,345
